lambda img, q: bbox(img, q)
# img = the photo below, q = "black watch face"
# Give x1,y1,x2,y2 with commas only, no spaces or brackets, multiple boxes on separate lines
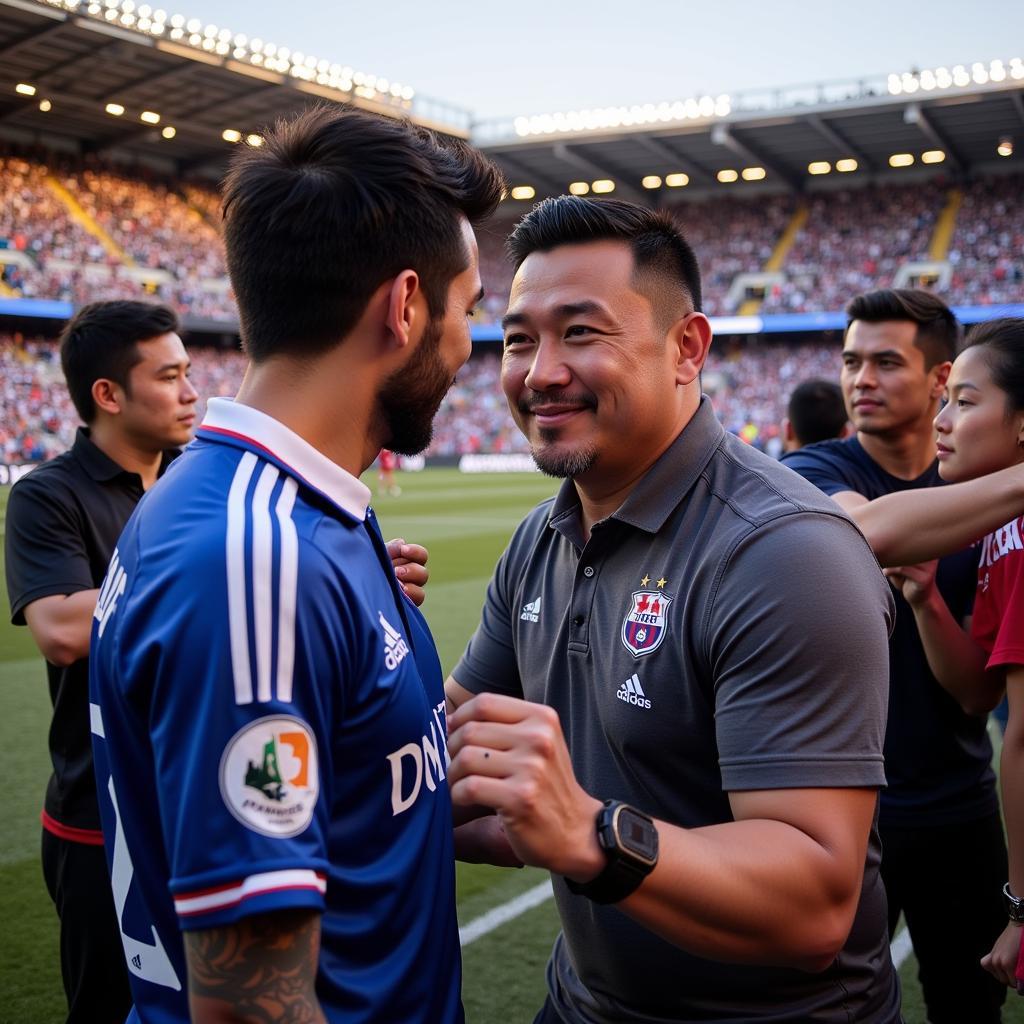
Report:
617,808,659,863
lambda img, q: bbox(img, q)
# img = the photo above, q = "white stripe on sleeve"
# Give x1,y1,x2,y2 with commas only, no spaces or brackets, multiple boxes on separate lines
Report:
274,477,299,704
227,452,258,705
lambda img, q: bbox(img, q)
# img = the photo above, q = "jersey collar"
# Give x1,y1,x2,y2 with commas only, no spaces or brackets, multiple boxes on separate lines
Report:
197,398,371,521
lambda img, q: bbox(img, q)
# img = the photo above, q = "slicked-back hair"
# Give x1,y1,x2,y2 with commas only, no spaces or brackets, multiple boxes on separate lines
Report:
221,104,505,362
507,196,703,315
963,317,1024,414
845,288,959,369
787,378,848,446
60,300,179,423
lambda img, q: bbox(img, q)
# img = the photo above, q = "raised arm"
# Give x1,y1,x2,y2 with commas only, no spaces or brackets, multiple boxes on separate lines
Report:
845,464,1024,567
185,909,326,1024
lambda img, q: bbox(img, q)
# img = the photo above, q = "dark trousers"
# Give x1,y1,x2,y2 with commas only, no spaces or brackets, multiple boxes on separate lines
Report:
41,829,133,1024
881,811,1008,1024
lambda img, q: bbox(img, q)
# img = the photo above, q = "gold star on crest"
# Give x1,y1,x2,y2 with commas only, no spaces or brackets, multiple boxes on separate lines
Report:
640,574,650,587
656,577,667,589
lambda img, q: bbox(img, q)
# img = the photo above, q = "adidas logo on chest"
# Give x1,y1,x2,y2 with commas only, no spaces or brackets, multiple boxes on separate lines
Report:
616,673,651,710
520,596,541,623
380,612,410,671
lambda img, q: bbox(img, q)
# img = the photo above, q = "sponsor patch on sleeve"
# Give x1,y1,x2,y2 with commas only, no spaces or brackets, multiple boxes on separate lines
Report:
219,715,319,837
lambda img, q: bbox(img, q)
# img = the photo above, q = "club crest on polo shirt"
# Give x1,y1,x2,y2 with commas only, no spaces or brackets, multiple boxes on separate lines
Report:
621,590,672,657
220,716,319,837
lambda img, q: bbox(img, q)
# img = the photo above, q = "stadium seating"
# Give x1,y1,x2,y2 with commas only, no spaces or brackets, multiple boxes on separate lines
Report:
1,150,1021,323
0,334,844,462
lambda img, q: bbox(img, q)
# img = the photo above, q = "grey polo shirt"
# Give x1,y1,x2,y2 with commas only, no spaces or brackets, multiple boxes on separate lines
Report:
453,399,899,1023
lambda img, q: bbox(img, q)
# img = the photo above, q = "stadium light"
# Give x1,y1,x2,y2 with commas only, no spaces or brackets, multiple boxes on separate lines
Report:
741,166,766,181
998,136,1014,157
510,185,535,200
15,83,36,96
889,152,914,167
39,99,52,112
161,125,176,139
808,161,831,175
921,149,946,164
665,173,689,187
140,110,160,124
245,134,264,147
836,158,858,172
641,175,663,189
222,129,242,143
592,180,616,194
569,181,590,196
717,169,739,183
105,102,125,116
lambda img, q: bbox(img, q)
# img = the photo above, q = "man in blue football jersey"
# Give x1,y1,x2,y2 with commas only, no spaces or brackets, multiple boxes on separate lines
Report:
89,105,504,1024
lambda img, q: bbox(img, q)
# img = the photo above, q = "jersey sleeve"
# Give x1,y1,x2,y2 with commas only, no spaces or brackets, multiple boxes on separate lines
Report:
116,528,357,931
706,513,892,791
984,555,1024,670
5,472,95,624
781,447,862,499
451,543,523,697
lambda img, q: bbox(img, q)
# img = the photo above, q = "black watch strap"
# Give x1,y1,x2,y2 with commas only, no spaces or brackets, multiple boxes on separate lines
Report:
565,800,658,905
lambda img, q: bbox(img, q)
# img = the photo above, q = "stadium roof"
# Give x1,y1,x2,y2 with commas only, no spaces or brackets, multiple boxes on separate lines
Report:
0,0,472,172
477,64,1024,204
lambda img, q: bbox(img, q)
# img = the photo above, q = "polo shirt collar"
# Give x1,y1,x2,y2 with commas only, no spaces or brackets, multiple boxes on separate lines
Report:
72,427,179,482
198,398,370,521
549,397,725,536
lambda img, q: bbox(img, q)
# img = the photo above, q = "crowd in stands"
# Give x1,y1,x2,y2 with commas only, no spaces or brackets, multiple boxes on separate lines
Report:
947,175,1024,305
0,333,844,465
760,181,945,314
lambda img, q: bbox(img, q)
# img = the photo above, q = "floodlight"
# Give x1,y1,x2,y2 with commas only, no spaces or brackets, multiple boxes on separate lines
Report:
741,167,766,181
888,153,914,167
510,186,535,200
222,129,242,143
808,161,831,175
140,110,160,124
569,181,590,195
105,102,125,116
641,176,662,189
161,125,176,139
592,180,615,194
836,159,858,172
921,150,945,164
15,83,36,96
665,173,689,187
717,169,739,183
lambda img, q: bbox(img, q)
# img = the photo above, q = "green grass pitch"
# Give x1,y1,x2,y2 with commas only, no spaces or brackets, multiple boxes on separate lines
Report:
0,473,1017,1022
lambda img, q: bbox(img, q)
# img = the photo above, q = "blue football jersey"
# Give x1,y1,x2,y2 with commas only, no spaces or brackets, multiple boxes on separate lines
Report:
89,398,463,1024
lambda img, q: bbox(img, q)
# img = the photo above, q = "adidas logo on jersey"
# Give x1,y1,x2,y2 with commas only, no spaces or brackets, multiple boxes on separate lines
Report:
520,597,541,622
380,612,410,671
616,673,652,710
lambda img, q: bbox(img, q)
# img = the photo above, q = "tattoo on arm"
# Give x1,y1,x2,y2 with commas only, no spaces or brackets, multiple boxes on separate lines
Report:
185,909,325,1024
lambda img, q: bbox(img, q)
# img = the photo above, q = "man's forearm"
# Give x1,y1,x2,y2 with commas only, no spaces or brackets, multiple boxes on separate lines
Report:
24,589,99,666
850,463,1024,567
618,811,867,973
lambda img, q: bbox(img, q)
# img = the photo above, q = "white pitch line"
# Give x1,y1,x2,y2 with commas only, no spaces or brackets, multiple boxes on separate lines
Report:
890,926,913,969
459,877,915,974
460,879,554,947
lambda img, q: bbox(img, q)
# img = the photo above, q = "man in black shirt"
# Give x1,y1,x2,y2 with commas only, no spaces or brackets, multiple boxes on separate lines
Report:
5,301,197,1023
783,288,1007,1023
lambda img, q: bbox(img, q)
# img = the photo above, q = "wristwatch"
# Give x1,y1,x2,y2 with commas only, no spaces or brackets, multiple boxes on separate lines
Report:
1003,883,1024,924
565,800,659,904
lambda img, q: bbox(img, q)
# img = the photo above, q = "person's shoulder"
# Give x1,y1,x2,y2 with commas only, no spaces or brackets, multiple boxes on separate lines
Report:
709,434,856,525
7,453,80,516
780,436,861,472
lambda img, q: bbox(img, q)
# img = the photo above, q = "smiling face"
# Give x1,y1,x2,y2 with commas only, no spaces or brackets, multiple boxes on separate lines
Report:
934,345,1024,482
500,239,704,487
841,319,948,439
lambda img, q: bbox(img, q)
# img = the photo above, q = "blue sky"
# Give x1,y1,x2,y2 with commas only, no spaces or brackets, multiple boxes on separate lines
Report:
185,1,1023,122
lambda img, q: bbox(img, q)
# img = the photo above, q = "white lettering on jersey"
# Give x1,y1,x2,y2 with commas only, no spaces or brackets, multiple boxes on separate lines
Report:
94,548,127,639
90,703,181,991
520,597,541,623
387,700,451,815
616,673,652,710
980,518,1024,569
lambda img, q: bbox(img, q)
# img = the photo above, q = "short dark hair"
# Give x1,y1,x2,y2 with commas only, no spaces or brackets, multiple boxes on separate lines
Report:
787,378,848,446
962,317,1024,413
221,104,505,362
60,300,179,423
507,196,702,317
844,288,959,369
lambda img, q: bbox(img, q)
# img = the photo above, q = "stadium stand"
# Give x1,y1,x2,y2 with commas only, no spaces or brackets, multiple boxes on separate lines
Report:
0,332,846,461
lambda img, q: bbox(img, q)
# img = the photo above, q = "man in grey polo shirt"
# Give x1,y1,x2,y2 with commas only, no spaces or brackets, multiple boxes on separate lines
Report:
445,196,900,1022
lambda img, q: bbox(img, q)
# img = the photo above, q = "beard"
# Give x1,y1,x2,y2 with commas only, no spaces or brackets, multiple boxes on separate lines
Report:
530,440,598,479
375,317,454,456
